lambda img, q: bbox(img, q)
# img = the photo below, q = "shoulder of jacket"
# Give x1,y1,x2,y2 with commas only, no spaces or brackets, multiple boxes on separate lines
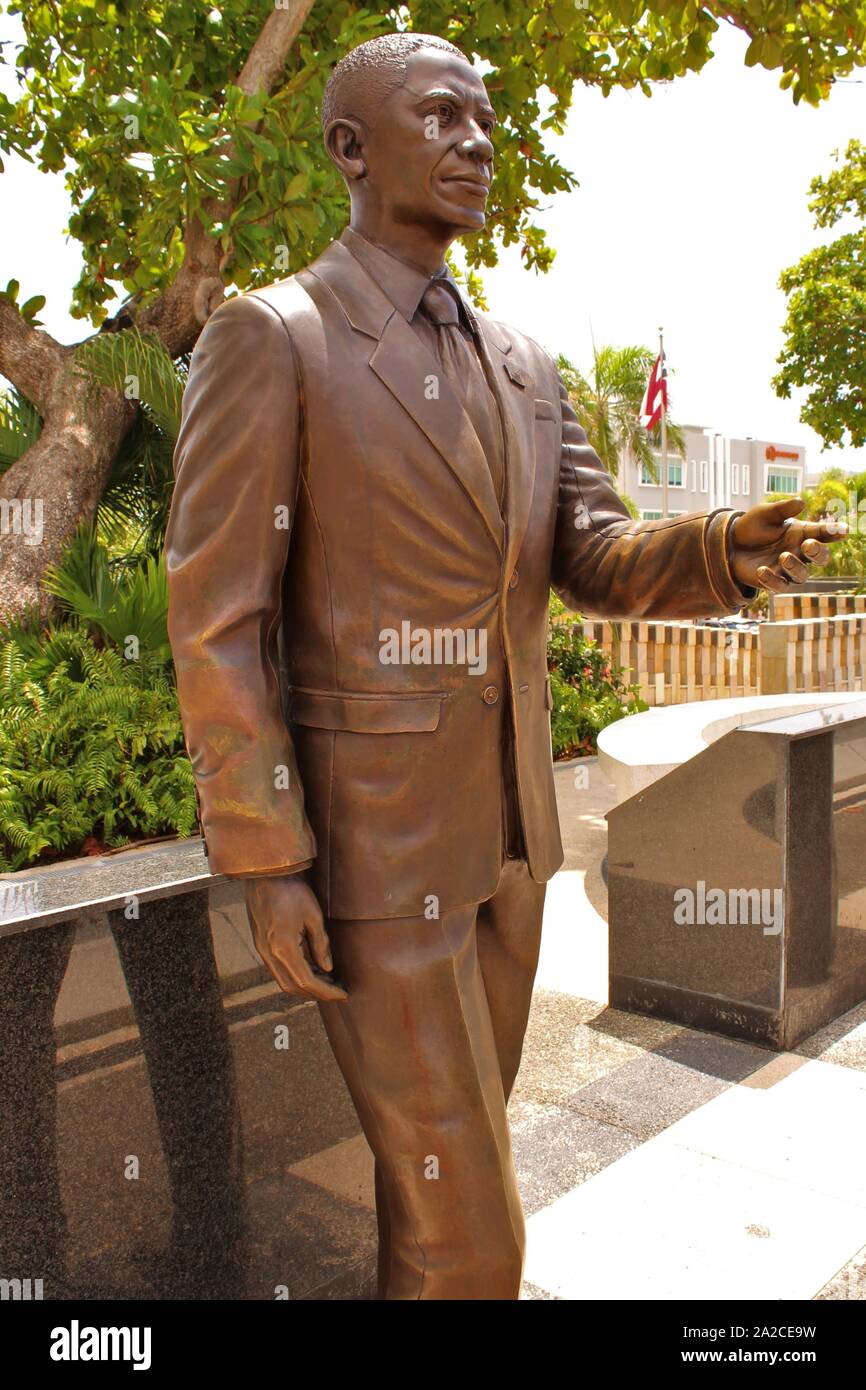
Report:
247,274,317,325
479,313,544,359
479,313,559,381
199,278,321,358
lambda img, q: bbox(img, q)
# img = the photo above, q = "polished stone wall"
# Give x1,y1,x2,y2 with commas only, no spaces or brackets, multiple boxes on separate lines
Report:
0,845,375,1301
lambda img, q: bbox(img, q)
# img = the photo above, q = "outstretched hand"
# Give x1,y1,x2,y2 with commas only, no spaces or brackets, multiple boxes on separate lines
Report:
729,498,846,594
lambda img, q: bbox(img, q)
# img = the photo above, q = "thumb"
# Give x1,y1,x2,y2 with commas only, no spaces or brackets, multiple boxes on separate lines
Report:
764,496,805,525
305,912,333,973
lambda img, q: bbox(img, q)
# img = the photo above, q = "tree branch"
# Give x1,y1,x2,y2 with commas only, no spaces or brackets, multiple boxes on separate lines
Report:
715,9,757,39
236,0,316,96
0,301,66,413
135,0,317,354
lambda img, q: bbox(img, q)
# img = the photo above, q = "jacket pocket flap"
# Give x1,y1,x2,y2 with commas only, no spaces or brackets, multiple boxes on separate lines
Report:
290,688,446,733
534,398,558,422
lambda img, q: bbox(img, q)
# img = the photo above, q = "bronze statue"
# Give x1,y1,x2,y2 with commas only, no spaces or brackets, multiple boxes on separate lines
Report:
165,32,837,1300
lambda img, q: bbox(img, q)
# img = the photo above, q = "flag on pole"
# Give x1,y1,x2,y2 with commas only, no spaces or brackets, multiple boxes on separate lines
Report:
639,351,667,431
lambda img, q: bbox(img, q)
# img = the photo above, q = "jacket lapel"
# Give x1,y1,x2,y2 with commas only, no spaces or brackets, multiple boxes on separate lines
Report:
476,318,537,585
304,242,504,557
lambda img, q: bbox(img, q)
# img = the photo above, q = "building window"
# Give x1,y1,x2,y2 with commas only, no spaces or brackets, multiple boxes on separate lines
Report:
741,465,750,496
690,460,697,491
641,509,663,521
767,468,800,494
639,461,657,486
648,453,685,486
700,460,709,492
731,463,740,495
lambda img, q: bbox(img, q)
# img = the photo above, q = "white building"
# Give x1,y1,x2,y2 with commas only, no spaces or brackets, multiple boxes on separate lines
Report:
618,426,806,519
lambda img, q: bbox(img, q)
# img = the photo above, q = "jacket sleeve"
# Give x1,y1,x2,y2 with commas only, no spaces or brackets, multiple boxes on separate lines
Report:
165,292,316,878
550,374,755,619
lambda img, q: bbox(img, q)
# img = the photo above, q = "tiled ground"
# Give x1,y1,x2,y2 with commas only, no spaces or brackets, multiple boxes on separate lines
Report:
282,757,866,1301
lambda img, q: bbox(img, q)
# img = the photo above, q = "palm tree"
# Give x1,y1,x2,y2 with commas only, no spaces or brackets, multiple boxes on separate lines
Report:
557,345,685,482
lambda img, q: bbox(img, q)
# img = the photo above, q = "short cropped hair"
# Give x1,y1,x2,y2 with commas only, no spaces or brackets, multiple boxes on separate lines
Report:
321,32,465,132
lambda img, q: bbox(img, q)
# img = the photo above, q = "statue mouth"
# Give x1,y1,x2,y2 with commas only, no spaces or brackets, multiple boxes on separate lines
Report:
441,175,490,196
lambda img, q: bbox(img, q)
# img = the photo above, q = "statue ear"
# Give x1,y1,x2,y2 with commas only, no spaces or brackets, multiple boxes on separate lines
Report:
324,118,367,180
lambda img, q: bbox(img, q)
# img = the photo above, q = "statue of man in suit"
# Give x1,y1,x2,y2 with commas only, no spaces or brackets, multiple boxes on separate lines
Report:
165,32,836,1300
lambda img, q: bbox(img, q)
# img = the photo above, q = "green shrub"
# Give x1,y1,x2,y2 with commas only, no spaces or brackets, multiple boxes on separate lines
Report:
547,595,647,759
42,524,171,661
0,626,196,871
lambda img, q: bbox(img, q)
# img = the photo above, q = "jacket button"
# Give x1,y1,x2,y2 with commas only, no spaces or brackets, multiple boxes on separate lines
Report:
509,569,519,589
482,685,499,705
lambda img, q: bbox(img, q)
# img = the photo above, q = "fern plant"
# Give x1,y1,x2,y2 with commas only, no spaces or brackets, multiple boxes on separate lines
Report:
0,626,196,871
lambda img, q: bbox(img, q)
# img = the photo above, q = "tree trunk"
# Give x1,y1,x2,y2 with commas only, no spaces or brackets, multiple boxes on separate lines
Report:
0,0,315,624
0,356,134,621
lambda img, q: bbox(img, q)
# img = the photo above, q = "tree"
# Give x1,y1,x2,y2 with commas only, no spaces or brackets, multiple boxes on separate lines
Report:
558,344,684,481
800,466,862,520
774,138,866,450
2,1,866,619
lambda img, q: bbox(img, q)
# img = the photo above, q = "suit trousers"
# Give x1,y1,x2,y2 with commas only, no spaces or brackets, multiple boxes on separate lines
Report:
317,856,546,1300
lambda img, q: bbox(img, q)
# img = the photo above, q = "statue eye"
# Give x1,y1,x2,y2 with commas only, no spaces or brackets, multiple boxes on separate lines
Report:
433,103,455,124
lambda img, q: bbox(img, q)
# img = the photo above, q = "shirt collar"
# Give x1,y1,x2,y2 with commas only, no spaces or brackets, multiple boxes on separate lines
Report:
339,226,477,333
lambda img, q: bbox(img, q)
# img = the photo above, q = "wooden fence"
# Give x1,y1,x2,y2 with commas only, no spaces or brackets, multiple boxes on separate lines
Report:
769,592,866,622
577,614,866,706
759,614,866,696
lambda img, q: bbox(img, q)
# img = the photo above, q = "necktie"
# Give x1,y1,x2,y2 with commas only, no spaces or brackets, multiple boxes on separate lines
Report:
419,280,505,508
418,281,522,861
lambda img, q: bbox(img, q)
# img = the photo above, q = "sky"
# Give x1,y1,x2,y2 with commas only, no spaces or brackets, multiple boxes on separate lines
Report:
1,14,864,474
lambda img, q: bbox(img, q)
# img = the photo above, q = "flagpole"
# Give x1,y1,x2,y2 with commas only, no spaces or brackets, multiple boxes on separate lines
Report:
659,326,668,520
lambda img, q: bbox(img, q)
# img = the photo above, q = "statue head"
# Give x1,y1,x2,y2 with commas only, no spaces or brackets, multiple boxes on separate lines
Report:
322,32,496,253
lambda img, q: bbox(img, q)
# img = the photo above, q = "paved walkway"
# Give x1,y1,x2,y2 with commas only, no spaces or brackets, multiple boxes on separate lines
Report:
516,758,866,1301
256,756,866,1300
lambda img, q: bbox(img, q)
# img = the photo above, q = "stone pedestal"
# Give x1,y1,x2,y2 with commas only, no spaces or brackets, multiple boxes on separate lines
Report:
607,700,866,1050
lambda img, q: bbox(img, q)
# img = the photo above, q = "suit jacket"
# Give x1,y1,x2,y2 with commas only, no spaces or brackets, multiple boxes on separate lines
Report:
165,232,749,920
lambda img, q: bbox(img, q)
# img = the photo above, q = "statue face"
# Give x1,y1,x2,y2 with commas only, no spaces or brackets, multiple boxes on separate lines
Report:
363,48,496,236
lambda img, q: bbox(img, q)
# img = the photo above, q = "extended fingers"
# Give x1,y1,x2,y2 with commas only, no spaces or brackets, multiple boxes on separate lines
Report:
779,550,809,583
804,518,848,543
801,536,830,566
756,565,790,593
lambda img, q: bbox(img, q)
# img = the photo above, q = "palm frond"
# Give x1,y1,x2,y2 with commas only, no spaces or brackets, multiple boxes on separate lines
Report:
72,328,186,439
0,388,42,471
41,524,171,665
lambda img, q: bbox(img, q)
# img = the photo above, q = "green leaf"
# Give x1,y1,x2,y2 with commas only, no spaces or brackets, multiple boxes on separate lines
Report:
285,171,309,200
19,294,47,320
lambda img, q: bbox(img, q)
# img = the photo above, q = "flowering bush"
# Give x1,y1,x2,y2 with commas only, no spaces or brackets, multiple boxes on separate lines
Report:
547,594,647,759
